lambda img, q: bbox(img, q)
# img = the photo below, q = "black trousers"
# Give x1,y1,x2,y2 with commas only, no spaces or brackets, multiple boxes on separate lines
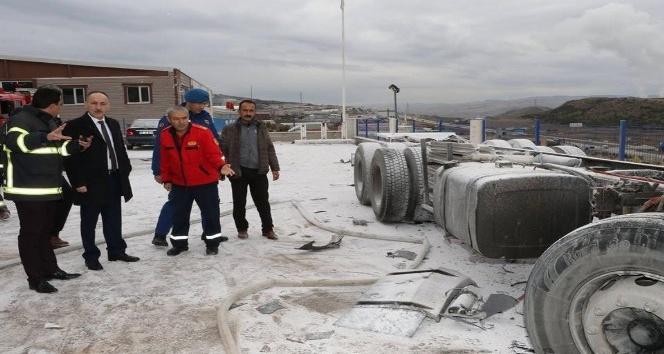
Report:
53,182,73,235
170,183,222,249
80,172,127,262
230,167,273,233
15,200,59,282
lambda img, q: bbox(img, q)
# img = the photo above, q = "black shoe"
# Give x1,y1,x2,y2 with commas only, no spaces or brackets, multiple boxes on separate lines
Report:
85,261,104,271
108,253,140,262
48,269,81,280
220,236,229,242
206,246,219,255
29,280,58,293
167,247,188,256
152,236,168,247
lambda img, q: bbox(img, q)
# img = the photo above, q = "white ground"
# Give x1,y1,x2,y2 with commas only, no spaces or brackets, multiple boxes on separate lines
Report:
0,142,534,353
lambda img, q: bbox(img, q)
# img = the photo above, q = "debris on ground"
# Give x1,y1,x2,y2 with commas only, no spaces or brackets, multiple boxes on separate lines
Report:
510,340,535,353
297,235,344,251
256,300,285,314
44,323,63,329
259,344,271,352
229,302,246,310
386,250,417,261
481,294,519,319
352,219,368,226
305,331,335,340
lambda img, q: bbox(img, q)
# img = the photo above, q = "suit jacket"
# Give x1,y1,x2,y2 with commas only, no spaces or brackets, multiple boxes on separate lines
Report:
63,113,133,205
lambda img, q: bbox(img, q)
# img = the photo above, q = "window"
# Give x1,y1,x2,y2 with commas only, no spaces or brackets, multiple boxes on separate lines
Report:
61,87,86,105
126,85,151,104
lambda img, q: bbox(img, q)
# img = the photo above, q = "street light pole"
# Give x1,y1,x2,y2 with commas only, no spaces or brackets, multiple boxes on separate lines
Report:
388,83,400,128
340,0,347,139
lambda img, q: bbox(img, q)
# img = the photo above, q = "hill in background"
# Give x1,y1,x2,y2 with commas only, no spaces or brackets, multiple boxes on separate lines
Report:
534,97,664,127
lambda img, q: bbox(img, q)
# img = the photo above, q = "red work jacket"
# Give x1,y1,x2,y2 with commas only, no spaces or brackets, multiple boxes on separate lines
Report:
160,123,225,186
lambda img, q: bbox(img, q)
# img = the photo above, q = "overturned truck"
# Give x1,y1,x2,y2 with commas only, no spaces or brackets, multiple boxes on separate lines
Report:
353,138,664,354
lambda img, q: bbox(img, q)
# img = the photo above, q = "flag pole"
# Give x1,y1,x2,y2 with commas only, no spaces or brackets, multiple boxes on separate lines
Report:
341,0,347,139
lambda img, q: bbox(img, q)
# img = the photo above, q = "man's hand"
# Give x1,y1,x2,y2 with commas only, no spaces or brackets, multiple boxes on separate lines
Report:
78,135,92,150
154,175,163,184
47,123,72,141
221,164,235,177
163,182,172,192
76,186,88,193
272,170,280,181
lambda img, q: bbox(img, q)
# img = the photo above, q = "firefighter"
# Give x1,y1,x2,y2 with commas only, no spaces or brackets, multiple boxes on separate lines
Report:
3,85,91,293
160,105,234,256
0,113,9,220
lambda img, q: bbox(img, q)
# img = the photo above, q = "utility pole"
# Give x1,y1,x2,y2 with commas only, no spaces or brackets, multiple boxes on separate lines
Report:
300,91,303,104
250,85,253,100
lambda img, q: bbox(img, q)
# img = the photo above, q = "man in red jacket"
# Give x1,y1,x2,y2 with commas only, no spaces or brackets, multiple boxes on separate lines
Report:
160,106,235,256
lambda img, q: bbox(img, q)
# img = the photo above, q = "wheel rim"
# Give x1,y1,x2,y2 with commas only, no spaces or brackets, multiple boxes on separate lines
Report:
569,272,664,353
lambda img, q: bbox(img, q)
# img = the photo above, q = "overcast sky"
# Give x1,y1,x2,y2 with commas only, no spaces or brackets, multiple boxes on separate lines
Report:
3,0,664,105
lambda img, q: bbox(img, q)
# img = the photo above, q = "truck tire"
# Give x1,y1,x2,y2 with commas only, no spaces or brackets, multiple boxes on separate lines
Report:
534,145,556,153
525,213,664,354
370,147,410,222
482,139,512,149
354,143,381,205
403,147,430,222
552,145,587,156
508,139,536,150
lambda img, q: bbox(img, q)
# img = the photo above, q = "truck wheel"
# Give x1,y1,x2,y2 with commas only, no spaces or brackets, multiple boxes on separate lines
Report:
552,145,587,156
370,147,409,222
525,213,664,354
354,143,381,205
403,147,430,222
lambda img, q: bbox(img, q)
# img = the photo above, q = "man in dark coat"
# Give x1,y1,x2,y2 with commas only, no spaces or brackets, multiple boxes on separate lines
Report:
63,91,139,271
3,85,89,293
221,100,280,240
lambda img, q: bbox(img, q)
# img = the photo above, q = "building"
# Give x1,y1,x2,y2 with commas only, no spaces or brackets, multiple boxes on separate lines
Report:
0,55,212,127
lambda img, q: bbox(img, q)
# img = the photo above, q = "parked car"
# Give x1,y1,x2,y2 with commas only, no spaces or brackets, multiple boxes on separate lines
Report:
125,118,160,149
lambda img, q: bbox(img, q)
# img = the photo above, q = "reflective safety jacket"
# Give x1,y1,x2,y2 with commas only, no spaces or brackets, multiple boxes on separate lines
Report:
160,123,225,187
2,105,81,201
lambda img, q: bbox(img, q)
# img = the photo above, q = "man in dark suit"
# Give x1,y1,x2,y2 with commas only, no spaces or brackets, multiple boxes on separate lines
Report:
63,91,139,271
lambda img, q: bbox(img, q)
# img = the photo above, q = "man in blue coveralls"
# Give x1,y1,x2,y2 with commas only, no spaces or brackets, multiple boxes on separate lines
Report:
151,88,226,246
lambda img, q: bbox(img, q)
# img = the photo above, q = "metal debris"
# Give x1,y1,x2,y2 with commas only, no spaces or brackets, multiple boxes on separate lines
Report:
297,235,344,251
386,250,417,261
256,300,285,314
482,294,519,319
44,323,63,329
229,302,246,310
304,331,335,341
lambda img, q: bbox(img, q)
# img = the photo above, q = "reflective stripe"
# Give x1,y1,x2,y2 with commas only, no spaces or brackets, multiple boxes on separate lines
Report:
60,141,71,156
205,233,223,240
8,127,65,155
4,186,62,195
169,235,189,240
8,127,28,135
16,132,29,153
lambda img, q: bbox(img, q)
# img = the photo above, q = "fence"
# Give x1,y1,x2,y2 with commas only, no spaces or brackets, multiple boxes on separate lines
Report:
354,117,664,165
483,118,664,164
355,118,470,140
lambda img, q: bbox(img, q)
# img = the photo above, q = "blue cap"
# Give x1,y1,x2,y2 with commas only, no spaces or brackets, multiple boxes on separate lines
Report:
184,88,210,103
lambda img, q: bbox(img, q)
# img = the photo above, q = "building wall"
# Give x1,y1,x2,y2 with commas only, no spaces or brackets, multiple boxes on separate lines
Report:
37,75,176,127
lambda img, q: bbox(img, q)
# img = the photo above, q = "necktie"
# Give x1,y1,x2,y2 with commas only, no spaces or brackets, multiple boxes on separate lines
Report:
97,120,118,171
